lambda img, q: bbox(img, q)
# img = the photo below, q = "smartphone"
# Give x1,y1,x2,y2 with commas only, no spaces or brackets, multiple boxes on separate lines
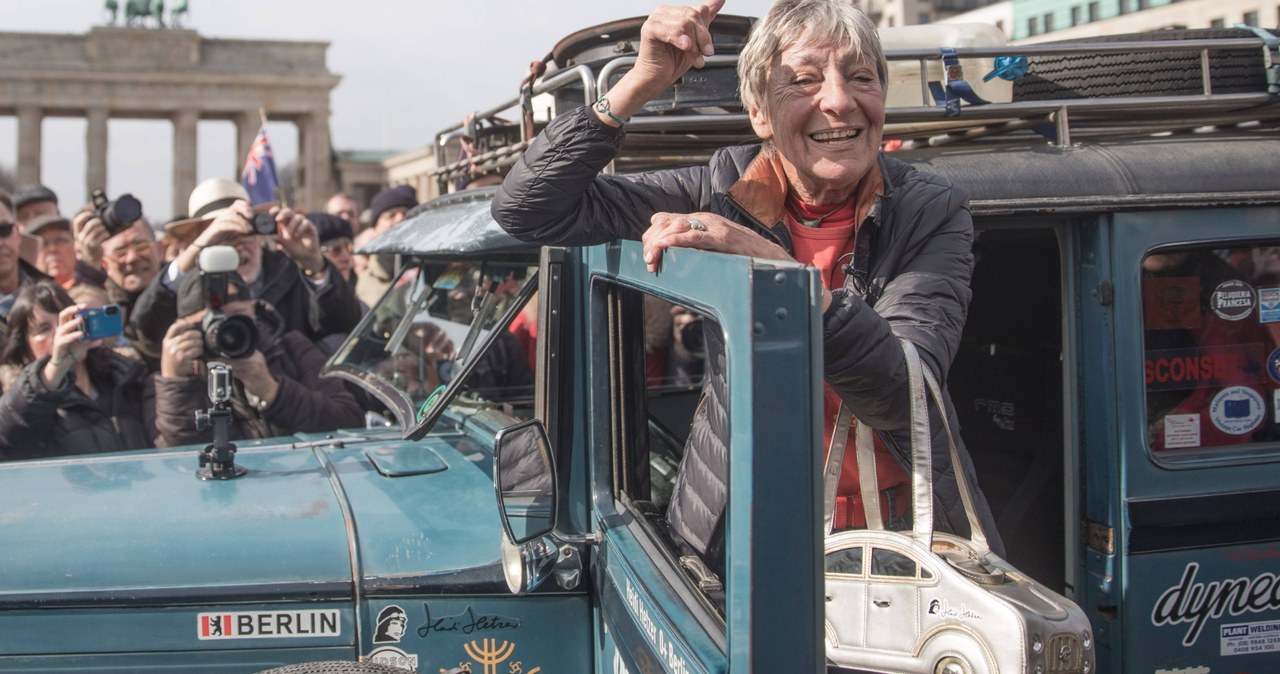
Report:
78,304,124,341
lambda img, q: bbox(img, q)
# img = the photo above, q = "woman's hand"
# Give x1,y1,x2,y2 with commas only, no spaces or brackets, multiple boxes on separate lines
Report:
600,0,724,124
41,305,96,388
160,318,205,379
641,211,794,273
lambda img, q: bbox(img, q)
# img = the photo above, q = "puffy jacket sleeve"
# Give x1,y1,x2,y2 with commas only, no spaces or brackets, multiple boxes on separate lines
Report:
823,176,974,430
149,373,213,448
493,106,711,246
0,357,72,460
262,332,363,434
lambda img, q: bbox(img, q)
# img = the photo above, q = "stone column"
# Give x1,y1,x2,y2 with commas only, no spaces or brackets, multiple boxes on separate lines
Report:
86,107,110,197
303,110,334,209
172,109,199,217
16,106,43,187
234,110,259,177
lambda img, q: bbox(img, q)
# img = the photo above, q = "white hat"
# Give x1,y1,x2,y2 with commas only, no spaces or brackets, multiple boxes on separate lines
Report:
163,178,250,240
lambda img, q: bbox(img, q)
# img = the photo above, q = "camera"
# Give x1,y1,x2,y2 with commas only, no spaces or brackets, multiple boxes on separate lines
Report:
206,362,233,404
198,246,258,360
78,304,124,341
249,211,277,236
90,189,143,236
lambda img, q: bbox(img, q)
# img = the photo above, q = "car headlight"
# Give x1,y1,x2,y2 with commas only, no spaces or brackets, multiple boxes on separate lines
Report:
1082,630,1092,650
1032,633,1044,654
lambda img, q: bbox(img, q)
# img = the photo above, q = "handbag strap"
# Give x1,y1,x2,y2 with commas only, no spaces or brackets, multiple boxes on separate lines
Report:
823,340,990,554
821,404,854,536
916,350,990,554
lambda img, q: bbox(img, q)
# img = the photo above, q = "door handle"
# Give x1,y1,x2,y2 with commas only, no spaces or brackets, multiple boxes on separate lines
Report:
873,599,891,608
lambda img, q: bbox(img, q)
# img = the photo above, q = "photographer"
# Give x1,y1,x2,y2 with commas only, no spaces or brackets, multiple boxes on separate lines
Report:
72,204,161,365
149,248,362,447
131,179,362,355
0,281,151,461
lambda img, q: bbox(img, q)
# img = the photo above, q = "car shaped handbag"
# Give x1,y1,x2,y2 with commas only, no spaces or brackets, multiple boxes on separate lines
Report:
822,339,1095,674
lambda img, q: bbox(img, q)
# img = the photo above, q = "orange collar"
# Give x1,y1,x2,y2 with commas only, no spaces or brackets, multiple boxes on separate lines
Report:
728,145,884,228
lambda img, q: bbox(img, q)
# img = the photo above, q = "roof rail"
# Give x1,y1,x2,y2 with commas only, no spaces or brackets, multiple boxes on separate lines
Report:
431,28,1279,194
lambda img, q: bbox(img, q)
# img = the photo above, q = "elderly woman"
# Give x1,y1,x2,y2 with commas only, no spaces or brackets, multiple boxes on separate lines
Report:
493,0,1001,554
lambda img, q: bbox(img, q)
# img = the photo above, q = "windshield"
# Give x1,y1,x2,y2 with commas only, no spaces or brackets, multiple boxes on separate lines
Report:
325,258,537,431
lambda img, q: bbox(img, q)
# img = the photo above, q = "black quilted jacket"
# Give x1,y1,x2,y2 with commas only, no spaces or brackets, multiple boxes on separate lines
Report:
494,105,1003,557
0,351,152,461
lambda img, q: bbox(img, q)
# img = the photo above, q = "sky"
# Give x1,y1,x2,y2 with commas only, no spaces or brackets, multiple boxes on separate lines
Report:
0,0,776,221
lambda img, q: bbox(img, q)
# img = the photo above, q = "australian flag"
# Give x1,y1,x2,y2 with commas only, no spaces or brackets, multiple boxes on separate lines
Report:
241,124,279,206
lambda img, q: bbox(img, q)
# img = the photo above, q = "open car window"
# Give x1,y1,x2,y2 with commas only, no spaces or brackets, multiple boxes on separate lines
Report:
325,258,538,432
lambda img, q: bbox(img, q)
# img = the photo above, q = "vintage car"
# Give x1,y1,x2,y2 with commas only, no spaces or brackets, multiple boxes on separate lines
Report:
2,15,1279,674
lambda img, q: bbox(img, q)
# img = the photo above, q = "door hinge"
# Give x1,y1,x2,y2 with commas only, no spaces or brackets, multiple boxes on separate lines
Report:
1094,280,1114,306
1086,520,1115,555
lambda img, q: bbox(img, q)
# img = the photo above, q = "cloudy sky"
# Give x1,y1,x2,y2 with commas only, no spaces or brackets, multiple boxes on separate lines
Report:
0,0,775,220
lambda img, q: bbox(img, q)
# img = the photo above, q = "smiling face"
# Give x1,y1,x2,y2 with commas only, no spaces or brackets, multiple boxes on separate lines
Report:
748,37,886,205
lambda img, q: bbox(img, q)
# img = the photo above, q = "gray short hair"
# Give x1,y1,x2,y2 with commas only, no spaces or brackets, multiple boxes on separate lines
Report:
737,0,887,115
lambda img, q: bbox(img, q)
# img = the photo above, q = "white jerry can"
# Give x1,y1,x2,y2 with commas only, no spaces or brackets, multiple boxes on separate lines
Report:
879,23,1013,109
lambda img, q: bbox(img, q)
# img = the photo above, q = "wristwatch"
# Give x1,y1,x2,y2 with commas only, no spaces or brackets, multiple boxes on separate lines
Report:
594,96,631,127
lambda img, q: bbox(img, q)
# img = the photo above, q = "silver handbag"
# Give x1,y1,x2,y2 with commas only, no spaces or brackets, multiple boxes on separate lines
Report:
822,339,1095,674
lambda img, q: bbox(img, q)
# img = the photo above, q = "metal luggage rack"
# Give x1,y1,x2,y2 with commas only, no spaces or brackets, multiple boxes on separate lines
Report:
431,32,1279,192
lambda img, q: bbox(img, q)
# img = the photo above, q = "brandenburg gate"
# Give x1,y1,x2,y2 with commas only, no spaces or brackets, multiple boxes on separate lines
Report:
0,26,340,213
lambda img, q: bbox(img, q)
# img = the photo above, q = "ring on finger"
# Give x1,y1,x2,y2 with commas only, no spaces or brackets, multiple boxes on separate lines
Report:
688,217,707,232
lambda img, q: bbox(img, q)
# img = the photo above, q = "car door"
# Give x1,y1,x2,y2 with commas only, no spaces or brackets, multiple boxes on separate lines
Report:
864,544,924,653
579,241,825,673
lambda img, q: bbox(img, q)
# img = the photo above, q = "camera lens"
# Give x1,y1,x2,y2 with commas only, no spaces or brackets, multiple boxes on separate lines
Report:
251,212,277,236
99,194,142,236
203,313,258,360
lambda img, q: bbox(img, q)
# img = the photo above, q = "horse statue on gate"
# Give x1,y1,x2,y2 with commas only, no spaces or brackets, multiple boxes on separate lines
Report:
124,0,166,28
170,0,189,28
103,0,119,25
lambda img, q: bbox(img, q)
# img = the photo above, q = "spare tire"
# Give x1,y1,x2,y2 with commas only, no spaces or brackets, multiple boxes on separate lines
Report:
255,662,417,674
1013,28,1275,100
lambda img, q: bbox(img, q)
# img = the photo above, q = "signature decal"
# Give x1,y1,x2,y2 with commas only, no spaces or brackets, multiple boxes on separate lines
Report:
1151,562,1280,646
418,604,522,639
928,598,983,621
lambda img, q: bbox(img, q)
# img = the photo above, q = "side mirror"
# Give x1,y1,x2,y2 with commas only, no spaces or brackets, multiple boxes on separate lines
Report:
493,420,557,545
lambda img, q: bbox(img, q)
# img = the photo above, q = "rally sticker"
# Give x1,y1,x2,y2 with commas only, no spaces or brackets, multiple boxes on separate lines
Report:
1209,386,1265,435
367,646,417,670
1163,414,1201,449
1259,287,1280,324
1267,347,1280,384
1211,280,1255,321
1221,619,1280,656
197,610,340,639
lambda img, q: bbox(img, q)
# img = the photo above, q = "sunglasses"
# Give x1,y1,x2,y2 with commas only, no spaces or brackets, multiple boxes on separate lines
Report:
0,222,14,239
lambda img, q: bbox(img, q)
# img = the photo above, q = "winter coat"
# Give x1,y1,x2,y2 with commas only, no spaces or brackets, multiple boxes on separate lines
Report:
0,350,152,461
148,323,364,448
493,105,1003,558
129,249,362,355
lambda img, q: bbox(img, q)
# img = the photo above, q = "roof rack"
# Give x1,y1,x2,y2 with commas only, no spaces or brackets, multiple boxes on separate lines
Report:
430,27,1279,195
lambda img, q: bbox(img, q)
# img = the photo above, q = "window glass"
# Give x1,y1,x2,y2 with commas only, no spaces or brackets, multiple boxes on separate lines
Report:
1141,243,1280,455
870,547,917,578
825,547,864,576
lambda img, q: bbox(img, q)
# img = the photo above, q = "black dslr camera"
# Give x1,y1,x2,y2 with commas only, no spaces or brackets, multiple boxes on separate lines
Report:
197,246,258,360
90,188,143,236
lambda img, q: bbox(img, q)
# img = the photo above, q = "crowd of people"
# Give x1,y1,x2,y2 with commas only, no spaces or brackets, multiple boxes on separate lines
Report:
0,179,422,461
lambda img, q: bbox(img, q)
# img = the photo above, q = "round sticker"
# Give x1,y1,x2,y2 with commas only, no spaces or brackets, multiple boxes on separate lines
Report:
1209,386,1265,435
1211,280,1255,321
1268,347,1280,384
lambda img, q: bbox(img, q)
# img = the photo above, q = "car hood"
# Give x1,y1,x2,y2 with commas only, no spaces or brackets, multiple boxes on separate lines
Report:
0,426,505,607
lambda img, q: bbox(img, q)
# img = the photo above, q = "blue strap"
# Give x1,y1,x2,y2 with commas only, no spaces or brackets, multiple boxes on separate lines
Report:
928,47,991,118
983,55,1028,82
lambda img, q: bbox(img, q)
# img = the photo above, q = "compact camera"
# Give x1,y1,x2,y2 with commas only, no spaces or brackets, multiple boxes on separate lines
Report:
90,189,143,236
78,304,124,341
198,246,258,360
249,211,278,236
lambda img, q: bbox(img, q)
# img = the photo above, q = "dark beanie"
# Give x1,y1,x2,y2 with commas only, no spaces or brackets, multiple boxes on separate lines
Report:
177,269,253,318
308,211,353,244
368,185,417,227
